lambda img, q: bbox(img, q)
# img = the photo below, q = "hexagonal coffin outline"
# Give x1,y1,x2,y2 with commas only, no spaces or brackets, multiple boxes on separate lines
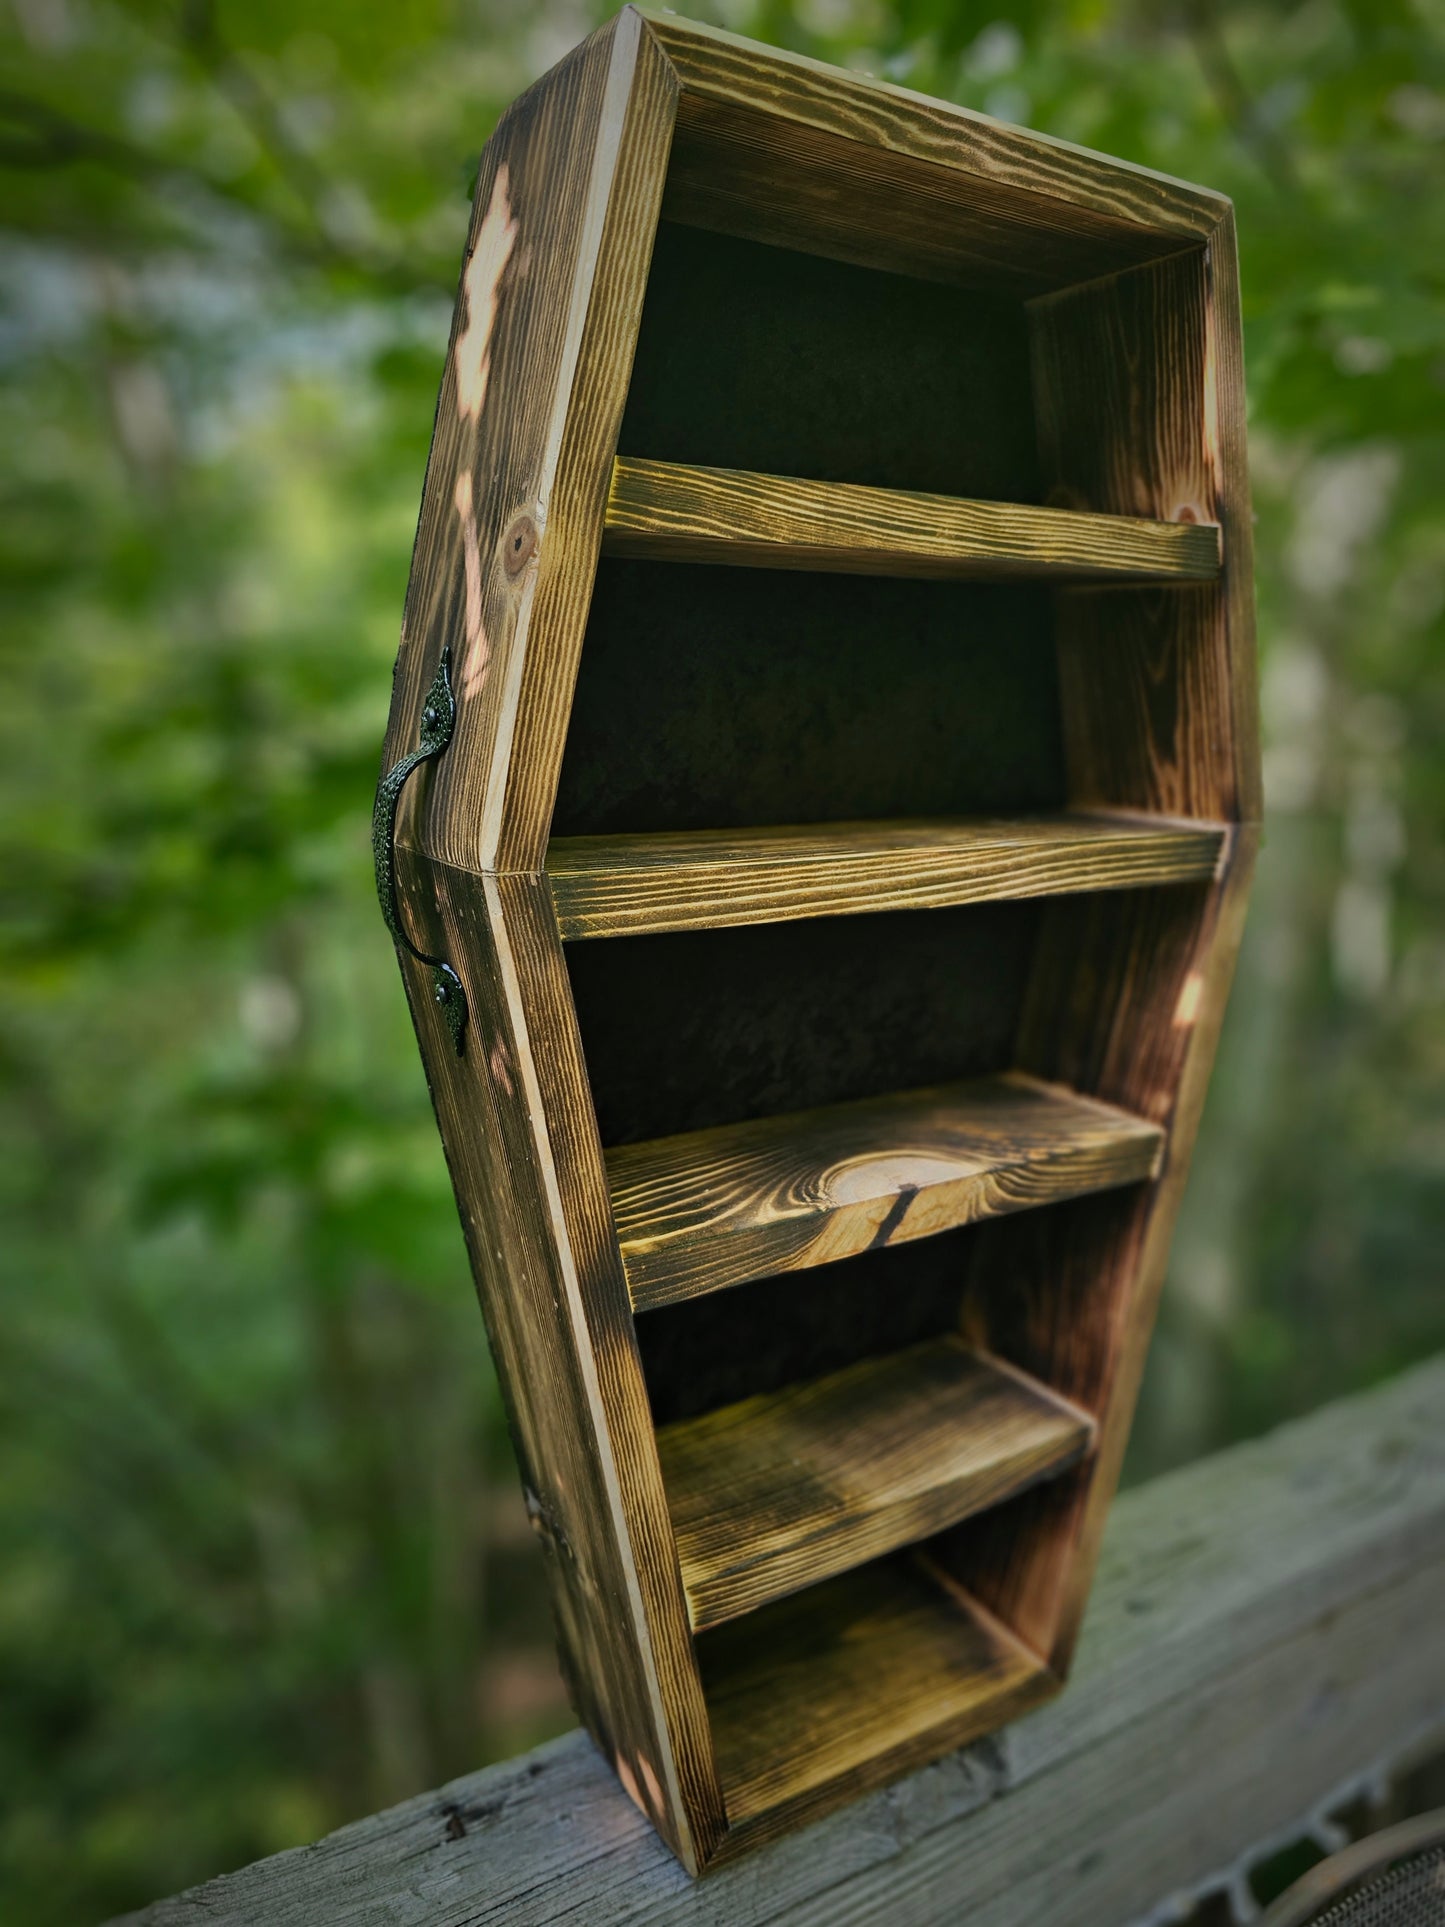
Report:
377,6,1259,1872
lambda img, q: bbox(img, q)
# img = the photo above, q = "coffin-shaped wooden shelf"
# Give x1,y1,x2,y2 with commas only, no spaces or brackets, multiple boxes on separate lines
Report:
700,1552,1054,1844
610,1071,1163,1311
380,8,1262,1870
602,457,1223,582
658,1335,1093,1631
547,813,1227,941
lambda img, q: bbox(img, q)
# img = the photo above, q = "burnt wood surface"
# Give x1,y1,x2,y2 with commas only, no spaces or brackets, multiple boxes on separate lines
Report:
609,1073,1162,1309
603,457,1221,580
374,4,1259,1869
546,816,1226,939
698,1553,1050,1852
659,1337,1094,1631
380,14,724,1869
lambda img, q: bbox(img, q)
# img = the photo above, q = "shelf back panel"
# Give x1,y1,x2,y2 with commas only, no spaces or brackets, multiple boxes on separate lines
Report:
565,897,1042,1148
638,1220,983,1427
554,563,1063,838
617,222,1042,498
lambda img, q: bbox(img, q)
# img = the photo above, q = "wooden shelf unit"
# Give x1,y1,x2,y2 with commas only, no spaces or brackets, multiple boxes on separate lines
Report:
379,6,1259,1875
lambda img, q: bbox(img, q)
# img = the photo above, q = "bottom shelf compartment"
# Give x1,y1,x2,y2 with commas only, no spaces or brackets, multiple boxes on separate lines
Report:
700,1551,1056,1843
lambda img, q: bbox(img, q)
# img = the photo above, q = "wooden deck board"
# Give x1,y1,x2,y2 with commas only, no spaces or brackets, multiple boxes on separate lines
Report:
112,1357,1445,1926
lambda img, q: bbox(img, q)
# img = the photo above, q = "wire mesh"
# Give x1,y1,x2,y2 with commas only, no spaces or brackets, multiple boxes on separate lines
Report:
1307,1847,1445,1925
1263,1822,1445,1927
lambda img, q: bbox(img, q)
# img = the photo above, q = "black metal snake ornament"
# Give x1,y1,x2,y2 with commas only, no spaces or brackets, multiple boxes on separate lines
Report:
372,646,467,1054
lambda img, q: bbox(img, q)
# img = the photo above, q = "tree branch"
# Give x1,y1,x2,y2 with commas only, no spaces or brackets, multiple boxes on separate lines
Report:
1185,2,1300,196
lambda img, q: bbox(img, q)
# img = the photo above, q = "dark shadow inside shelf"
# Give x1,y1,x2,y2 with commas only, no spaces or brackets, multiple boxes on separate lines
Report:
636,1176,1161,1433
565,896,1040,1147
617,223,1041,498
553,561,1064,837
636,1220,979,1427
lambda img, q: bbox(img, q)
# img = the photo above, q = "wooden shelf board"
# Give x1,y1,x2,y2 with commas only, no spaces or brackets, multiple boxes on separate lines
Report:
611,1071,1163,1311
659,1335,1093,1632
603,457,1222,582
604,456,1225,578
546,813,1227,942
701,1552,1056,1842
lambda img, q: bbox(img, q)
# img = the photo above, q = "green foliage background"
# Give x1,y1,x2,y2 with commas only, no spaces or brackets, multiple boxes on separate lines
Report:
1,0,1441,1917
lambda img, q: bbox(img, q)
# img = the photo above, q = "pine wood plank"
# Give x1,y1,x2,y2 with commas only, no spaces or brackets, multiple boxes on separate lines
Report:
391,851,727,1867
611,1072,1163,1311
603,457,1221,581
546,813,1226,941
1207,213,1266,824
699,1554,1051,1847
379,14,726,1871
658,1336,1093,1631
645,11,1227,234
1030,245,1261,823
378,17,729,1870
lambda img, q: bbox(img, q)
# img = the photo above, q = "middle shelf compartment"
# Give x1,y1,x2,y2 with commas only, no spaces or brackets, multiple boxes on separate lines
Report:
657,1333,1093,1631
608,1070,1163,1311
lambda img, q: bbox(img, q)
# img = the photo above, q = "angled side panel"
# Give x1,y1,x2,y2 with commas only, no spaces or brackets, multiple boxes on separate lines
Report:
943,236,1260,1666
380,12,719,1869
1030,835,1257,1667
490,20,680,871
492,870,726,1857
394,854,724,1868
1203,210,1265,825
1030,239,1261,823
948,845,1255,1665
384,8,678,880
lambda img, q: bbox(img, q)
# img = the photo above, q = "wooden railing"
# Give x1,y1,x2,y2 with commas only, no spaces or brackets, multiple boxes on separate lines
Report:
114,1356,1445,1926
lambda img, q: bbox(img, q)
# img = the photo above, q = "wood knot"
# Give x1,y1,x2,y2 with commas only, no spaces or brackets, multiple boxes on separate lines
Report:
502,513,538,579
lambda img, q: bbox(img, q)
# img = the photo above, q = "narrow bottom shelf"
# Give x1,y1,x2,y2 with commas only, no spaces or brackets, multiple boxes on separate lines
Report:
659,1337,1093,1631
699,1552,1057,1848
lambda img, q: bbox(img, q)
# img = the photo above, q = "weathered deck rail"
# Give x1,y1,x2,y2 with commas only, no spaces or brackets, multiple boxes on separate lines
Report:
117,1356,1445,1927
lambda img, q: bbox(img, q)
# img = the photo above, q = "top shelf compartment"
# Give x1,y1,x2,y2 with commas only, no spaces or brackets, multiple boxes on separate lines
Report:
617,223,1043,502
657,46,1218,299
603,458,1219,584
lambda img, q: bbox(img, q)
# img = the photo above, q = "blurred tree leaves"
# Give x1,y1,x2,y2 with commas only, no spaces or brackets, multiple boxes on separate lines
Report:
1,0,1442,1918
